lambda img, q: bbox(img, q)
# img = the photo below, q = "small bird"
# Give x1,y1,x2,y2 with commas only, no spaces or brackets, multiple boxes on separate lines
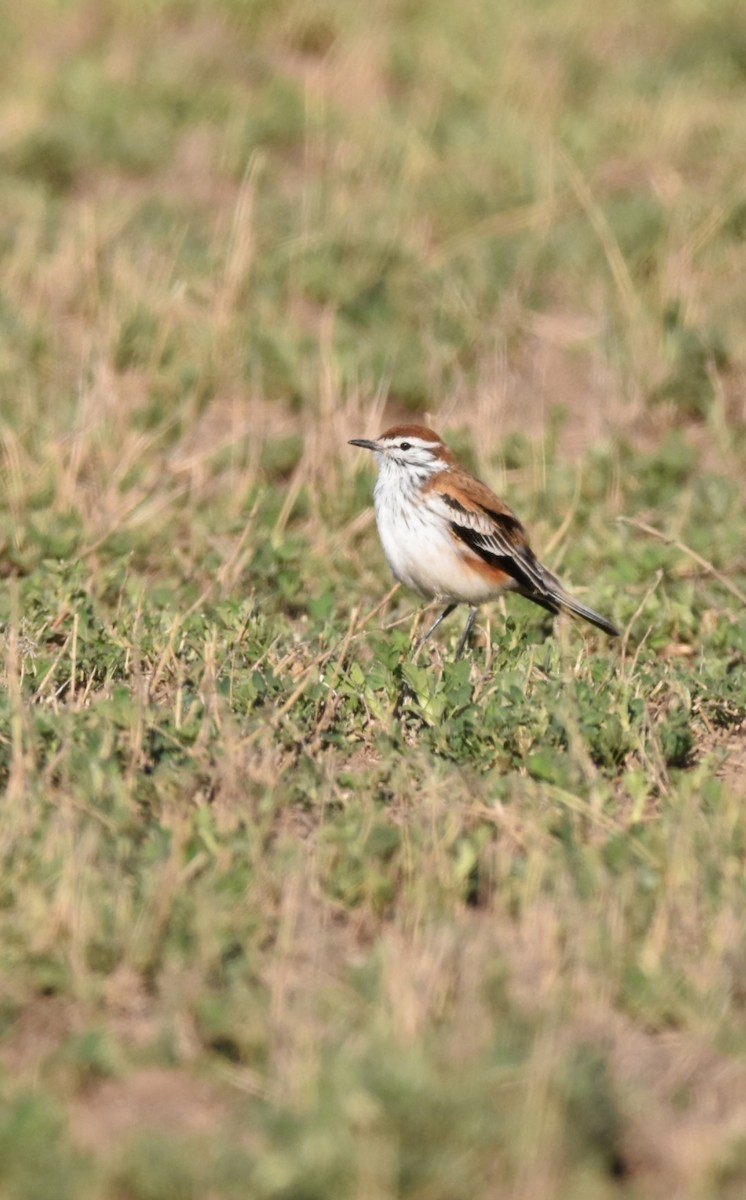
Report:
349,424,620,657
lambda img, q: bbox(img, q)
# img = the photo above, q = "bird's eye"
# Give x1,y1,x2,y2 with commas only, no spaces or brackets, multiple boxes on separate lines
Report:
399,442,411,451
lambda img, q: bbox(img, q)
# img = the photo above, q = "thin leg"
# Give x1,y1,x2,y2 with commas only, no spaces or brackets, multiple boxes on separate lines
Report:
454,607,478,660
413,603,457,657
395,602,457,720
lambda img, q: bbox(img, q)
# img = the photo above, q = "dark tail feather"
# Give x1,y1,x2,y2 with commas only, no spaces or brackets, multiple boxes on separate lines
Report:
519,571,621,638
552,589,621,637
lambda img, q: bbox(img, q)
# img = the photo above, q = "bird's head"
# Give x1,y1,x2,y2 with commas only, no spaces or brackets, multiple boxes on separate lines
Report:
349,424,453,477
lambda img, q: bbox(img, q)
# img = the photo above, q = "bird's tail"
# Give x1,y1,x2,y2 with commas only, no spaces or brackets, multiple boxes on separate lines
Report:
522,568,621,637
555,588,621,637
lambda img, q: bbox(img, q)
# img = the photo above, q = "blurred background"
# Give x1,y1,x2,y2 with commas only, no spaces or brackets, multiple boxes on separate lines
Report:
1,3,746,1199
2,0,745,470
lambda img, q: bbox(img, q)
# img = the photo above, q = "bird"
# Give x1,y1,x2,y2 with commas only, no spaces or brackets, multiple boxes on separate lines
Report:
349,424,620,658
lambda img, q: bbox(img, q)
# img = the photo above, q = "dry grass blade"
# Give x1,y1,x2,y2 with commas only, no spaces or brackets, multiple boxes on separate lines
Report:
618,516,746,607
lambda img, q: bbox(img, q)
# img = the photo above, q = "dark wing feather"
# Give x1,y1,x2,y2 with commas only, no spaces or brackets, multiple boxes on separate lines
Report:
437,491,551,597
431,485,620,636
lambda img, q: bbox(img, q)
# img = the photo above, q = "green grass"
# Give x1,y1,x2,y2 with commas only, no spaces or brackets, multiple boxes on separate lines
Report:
0,0,745,1196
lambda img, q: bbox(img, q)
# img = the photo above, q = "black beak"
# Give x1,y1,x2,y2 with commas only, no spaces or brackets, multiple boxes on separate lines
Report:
348,438,378,451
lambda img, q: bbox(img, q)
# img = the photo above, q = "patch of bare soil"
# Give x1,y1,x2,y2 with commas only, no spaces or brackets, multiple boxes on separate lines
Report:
69,1066,229,1153
697,723,746,796
0,995,81,1075
608,1022,746,1197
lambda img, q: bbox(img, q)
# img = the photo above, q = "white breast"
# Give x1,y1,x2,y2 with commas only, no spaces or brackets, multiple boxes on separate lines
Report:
372,474,506,605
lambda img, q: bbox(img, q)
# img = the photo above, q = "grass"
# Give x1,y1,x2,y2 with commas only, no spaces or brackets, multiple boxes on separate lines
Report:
0,0,745,1196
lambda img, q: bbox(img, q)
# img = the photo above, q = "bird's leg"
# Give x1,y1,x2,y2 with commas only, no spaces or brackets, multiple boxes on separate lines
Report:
454,607,478,660
395,603,458,721
413,603,457,658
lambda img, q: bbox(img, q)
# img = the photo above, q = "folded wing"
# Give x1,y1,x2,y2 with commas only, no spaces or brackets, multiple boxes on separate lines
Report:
428,479,620,636
431,487,550,599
